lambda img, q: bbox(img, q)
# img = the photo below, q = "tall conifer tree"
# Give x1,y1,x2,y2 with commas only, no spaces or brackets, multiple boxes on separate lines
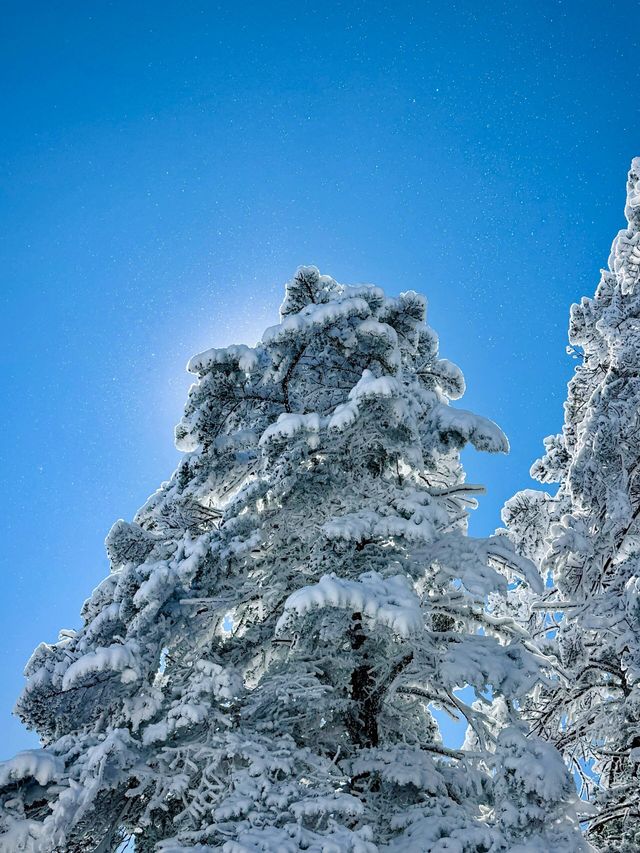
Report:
504,160,640,851
1,269,585,852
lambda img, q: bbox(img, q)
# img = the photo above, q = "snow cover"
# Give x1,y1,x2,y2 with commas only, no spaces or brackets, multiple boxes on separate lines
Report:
262,296,371,346
276,571,424,638
431,403,509,454
289,793,364,819
0,751,62,787
61,642,139,690
187,344,259,376
322,510,437,546
258,412,323,447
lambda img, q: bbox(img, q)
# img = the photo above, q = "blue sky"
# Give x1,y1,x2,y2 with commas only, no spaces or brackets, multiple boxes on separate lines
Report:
2,0,640,755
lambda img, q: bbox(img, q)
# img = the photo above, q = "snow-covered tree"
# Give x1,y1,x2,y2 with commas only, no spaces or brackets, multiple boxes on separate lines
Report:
503,160,640,850
0,267,586,852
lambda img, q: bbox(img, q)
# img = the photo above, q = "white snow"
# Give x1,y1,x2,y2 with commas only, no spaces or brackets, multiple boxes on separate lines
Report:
263,297,371,346
0,750,62,787
349,369,400,402
290,793,364,819
187,344,258,375
276,571,423,638
259,412,323,447
62,643,139,690
432,403,509,453
350,747,445,792
322,510,436,545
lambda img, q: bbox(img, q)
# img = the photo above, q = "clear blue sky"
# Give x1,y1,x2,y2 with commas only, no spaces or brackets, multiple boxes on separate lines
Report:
2,0,639,756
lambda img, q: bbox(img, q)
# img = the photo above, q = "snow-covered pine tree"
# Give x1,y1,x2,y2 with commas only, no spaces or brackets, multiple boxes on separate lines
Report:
503,160,640,851
0,267,586,852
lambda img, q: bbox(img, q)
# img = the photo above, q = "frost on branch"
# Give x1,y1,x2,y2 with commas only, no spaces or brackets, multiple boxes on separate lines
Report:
493,728,586,853
504,160,640,850
0,266,584,852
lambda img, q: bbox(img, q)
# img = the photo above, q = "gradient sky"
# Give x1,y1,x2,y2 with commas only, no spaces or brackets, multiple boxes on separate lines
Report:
2,0,640,756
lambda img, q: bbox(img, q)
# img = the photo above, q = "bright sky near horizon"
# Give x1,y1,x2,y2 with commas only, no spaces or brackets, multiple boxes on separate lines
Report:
2,0,640,756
